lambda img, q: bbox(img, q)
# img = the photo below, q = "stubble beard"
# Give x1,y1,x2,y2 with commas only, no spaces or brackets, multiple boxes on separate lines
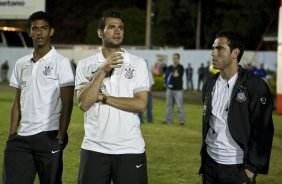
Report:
104,41,123,48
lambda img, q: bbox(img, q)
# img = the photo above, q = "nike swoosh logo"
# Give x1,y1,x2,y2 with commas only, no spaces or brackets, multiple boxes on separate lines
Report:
51,150,60,154
136,164,143,168
92,70,98,74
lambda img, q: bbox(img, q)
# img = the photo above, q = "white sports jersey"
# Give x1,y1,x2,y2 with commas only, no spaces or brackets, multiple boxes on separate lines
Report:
205,73,244,164
10,47,75,136
75,49,149,154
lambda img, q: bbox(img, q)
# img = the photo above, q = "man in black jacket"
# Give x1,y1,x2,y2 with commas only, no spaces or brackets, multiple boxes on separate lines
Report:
199,30,274,184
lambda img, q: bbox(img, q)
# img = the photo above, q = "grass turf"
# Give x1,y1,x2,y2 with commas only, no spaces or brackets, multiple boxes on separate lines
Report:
0,83,281,183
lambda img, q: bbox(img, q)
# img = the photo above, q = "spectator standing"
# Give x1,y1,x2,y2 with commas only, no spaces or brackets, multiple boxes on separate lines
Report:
197,63,205,92
246,63,258,74
204,61,213,82
185,63,194,91
164,53,185,125
256,63,267,79
0,60,9,82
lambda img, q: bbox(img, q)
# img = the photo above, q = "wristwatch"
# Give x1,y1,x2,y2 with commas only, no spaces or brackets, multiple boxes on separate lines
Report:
101,93,108,104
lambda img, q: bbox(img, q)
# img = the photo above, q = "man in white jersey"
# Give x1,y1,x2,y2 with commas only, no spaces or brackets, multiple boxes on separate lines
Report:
199,30,274,184
76,12,149,184
2,11,75,184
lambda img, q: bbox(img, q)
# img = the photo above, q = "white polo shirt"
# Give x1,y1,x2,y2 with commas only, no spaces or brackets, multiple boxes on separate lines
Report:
206,73,244,164
10,47,75,136
75,49,149,154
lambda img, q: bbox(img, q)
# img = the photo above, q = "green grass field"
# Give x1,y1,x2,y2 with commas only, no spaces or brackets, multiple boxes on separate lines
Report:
0,83,282,184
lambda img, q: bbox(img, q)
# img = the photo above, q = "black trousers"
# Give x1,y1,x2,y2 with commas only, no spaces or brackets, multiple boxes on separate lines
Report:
202,151,256,184
77,149,148,184
2,130,65,184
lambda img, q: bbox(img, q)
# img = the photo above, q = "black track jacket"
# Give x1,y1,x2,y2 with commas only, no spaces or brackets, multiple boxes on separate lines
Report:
199,66,274,175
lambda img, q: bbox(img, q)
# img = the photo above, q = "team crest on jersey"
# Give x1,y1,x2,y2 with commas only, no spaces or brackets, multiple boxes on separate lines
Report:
235,85,248,103
43,64,53,76
124,67,134,79
236,91,247,102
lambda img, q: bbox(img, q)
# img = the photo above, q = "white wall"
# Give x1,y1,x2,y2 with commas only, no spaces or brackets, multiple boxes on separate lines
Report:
0,47,277,89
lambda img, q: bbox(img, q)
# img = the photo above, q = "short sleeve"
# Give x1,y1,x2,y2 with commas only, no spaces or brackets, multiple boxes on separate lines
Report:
9,61,21,89
133,58,150,94
58,59,75,87
75,61,89,91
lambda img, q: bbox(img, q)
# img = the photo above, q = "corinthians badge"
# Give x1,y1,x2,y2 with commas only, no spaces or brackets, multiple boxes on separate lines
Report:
43,64,53,76
124,67,134,79
236,91,247,102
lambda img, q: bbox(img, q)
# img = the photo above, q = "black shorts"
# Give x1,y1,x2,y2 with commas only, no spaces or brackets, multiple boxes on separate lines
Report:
2,130,66,184
78,149,148,184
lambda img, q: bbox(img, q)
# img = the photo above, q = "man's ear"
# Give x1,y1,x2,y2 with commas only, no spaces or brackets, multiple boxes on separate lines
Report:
97,29,103,38
50,28,55,37
233,48,240,56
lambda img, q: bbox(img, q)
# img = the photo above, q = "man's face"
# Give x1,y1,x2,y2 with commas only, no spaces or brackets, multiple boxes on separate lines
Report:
28,19,54,48
99,17,124,48
211,37,235,70
173,55,180,65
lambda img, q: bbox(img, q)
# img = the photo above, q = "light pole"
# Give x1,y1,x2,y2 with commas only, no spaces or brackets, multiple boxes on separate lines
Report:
145,0,152,49
195,0,202,49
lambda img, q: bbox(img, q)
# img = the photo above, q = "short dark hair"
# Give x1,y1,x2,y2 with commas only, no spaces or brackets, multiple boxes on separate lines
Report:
215,30,245,62
28,11,54,29
173,53,180,58
98,11,123,30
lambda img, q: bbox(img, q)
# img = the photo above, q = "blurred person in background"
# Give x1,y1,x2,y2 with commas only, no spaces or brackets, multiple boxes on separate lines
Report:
163,53,185,125
2,11,75,184
256,63,267,79
185,63,194,91
0,60,9,82
204,61,213,83
197,63,205,92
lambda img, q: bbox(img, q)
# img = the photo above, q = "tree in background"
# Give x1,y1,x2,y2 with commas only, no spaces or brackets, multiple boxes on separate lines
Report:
46,0,278,50
201,0,278,49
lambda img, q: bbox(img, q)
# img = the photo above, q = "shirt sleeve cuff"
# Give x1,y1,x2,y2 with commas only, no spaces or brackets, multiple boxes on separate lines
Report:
10,82,20,89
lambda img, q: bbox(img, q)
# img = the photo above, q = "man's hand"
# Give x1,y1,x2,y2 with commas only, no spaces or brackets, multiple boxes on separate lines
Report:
101,52,124,73
244,169,256,182
173,70,179,77
97,92,104,102
57,134,68,150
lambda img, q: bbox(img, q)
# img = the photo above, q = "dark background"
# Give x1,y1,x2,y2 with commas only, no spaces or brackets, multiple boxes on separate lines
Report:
41,0,280,50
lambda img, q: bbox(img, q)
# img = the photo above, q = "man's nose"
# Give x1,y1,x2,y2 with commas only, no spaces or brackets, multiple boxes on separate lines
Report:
211,49,216,56
36,28,43,35
114,27,121,34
